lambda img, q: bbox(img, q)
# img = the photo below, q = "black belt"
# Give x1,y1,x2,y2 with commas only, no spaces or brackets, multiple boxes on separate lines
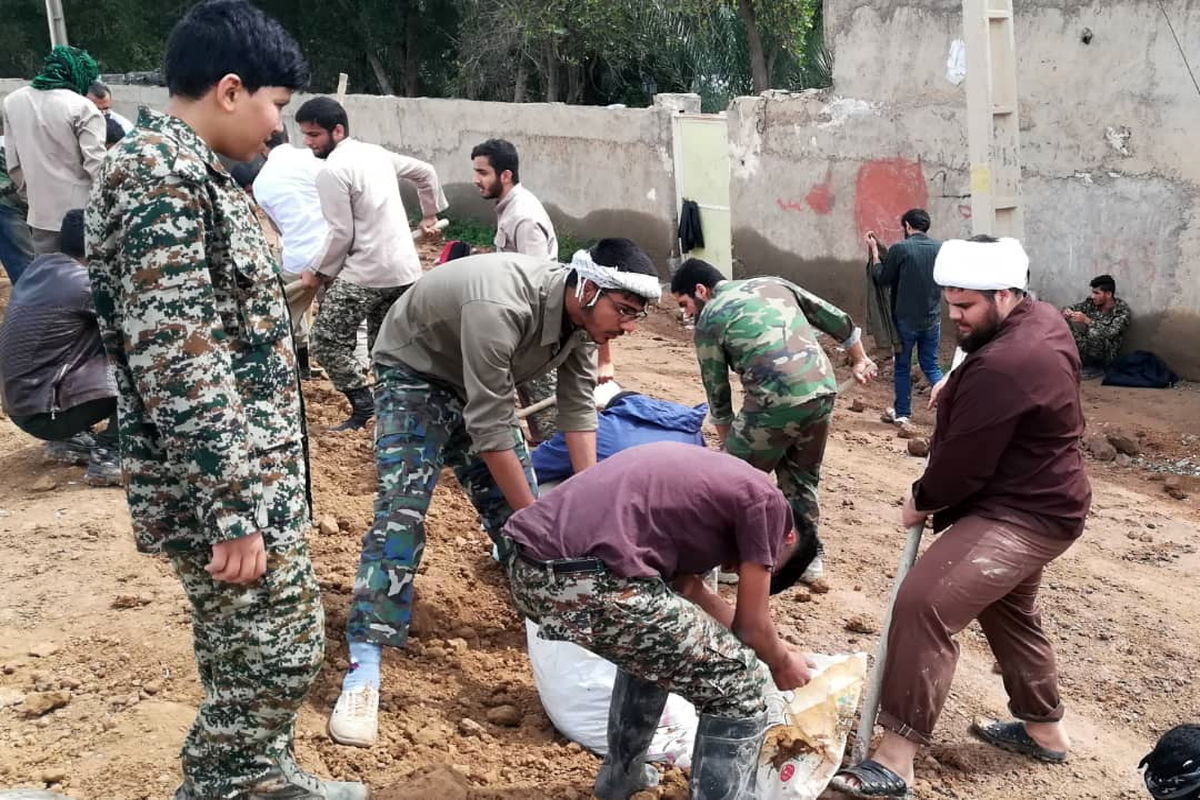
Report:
514,544,605,575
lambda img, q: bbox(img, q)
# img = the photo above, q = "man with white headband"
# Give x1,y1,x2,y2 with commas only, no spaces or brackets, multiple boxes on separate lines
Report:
326,238,660,747
833,235,1091,799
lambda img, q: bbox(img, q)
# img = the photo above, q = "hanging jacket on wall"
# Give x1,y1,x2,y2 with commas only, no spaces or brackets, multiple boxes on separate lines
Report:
678,199,705,252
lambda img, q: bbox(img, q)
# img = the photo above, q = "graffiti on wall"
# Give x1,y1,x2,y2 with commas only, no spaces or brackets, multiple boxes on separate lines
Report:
854,157,928,241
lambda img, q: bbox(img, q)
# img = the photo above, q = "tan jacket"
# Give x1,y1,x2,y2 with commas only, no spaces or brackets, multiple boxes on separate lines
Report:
494,183,558,259
2,86,106,231
373,253,597,453
313,137,447,288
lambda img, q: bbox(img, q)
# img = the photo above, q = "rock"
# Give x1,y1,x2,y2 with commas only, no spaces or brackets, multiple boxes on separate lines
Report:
485,704,523,727
1115,453,1133,468
1084,434,1116,462
907,438,930,458
896,423,918,440
446,638,469,653
31,476,58,493
111,594,151,609
28,642,60,658
40,768,68,785
849,398,866,413
21,690,71,717
377,764,469,800
0,687,26,708
1107,433,1141,456
807,579,830,595
449,626,477,640
317,516,339,536
1164,477,1188,500
458,717,487,737
143,681,162,695
845,614,877,635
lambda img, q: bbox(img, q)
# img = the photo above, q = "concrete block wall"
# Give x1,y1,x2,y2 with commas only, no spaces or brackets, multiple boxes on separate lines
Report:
732,0,1200,376
0,80,680,269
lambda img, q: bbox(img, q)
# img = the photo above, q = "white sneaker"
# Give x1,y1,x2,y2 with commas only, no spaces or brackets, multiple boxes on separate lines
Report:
881,407,910,426
328,684,379,747
800,554,825,584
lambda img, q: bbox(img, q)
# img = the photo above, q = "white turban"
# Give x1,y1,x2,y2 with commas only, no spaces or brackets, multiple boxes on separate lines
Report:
933,237,1029,291
570,249,662,304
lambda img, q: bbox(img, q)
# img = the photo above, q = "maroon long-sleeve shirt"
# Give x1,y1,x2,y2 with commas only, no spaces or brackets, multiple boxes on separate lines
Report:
914,297,1092,539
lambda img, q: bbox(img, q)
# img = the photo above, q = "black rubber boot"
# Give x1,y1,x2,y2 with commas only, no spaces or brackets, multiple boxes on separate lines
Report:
296,346,313,381
328,386,374,432
593,670,669,799
689,712,768,800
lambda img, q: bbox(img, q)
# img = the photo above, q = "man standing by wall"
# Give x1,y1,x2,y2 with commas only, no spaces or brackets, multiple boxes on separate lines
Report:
471,137,619,443
327,240,661,748
254,128,328,379
297,96,447,431
85,2,365,797
670,259,877,585
1063,274,1131,378
867,208,943,426
3,45,106,254
833,237,1089,799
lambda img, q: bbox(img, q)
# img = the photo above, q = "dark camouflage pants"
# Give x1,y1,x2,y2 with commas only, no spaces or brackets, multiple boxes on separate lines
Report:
505,553,767,718
348,362,537,647
517,371,559,444
1070,324,1119,368
724,395,834,557
170,532,324,797
311,279,408,392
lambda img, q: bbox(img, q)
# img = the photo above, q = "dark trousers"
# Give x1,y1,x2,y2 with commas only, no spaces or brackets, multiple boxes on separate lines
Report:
11,397,118,447
878,515,1073,744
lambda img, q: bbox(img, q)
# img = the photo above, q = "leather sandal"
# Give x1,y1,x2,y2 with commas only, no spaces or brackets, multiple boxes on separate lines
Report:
969,718,1068,763
829,759,912,798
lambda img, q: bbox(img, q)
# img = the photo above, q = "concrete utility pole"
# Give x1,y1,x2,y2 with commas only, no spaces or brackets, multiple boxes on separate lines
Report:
963,0,1023,240
44,0,69,47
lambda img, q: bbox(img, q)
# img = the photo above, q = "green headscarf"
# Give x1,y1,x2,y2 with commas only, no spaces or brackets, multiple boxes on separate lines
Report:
30,45,99,95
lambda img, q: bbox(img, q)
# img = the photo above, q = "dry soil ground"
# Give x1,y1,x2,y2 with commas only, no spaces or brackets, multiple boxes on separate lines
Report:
1,261,1198,800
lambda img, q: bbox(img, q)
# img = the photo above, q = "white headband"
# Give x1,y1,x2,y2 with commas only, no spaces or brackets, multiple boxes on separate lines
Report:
933,237,1030,291
570,249,662,305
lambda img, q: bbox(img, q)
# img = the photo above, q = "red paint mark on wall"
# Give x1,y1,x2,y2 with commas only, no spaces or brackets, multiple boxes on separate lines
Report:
776,198,805,213
958,204,972,219
854,158,928,240
806,167,834,215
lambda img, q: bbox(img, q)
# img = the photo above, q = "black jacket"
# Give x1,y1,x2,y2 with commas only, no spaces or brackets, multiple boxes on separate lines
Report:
871,232,942,331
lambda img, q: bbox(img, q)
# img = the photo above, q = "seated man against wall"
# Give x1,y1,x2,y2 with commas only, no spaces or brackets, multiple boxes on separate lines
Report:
1063,274,1130,378
503,442,816,800
0,209,120,485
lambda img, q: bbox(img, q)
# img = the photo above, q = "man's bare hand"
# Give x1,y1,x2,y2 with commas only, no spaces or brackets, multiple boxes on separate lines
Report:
853,357,878,385
928,374,949,409
901,493,929,529
419,215,441,237
597,360,616,384
299,270,322,290
206,532,267,584
769,647,815,691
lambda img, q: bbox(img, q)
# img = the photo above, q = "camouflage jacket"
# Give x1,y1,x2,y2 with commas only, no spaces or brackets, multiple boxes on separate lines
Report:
86,107,309,554
693,277,857,426
1069,296,1131,364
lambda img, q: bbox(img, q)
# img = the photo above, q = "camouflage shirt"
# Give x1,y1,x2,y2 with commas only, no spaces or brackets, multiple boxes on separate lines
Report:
86,107,309,554
694,277,857,426
1069,296,1131,365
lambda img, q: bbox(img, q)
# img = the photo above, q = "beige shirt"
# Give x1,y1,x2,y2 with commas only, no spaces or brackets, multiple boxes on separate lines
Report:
2,86,106,231
494,183,558,260
373,253,597,453
313,137,447,288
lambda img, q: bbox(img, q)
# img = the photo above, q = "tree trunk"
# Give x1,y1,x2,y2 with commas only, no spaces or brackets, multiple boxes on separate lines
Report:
544,42,559,102
403,1,420,96
513,58,529,102
566,62,584,104
738,0,770,93
367,51,396,96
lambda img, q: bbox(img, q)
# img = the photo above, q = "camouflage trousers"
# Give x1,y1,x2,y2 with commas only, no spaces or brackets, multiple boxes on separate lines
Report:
1070,324,1118,368
505,550,767,718
725,395,834,558
311,279,408,392
517,371,559,444
348,361,537,648
169,532,324,798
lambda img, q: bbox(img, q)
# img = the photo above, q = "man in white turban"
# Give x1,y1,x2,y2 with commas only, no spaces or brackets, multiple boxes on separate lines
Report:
833,235,1091,798
327,238,661,747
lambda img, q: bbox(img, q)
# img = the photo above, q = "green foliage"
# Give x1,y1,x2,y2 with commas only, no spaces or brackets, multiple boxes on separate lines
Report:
0,0,831,106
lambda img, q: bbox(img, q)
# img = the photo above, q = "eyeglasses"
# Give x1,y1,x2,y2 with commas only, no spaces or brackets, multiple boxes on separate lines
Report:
602,291,648,321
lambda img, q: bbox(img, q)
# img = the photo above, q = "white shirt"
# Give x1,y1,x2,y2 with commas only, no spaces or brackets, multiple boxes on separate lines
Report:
313,138,447,289
2,86,106,231
253,144,328,276
494,184,558,260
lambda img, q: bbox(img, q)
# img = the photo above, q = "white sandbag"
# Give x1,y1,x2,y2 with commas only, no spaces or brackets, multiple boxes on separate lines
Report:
524,619,700,768
758,653,868,800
